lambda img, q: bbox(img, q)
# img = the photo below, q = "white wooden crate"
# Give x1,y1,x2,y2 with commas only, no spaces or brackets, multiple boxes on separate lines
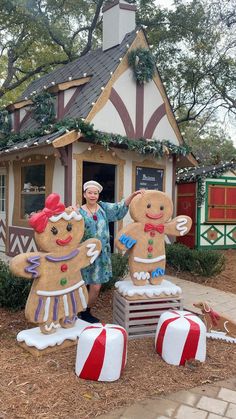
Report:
113,290,183,339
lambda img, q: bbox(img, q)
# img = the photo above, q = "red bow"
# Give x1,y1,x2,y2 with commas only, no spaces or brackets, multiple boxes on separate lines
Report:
29,193,65,233
144,223,164,234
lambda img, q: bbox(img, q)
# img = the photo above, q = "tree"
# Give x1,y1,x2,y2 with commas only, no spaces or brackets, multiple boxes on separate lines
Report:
142,0,236,127
180,116,236,165
0,0,104,103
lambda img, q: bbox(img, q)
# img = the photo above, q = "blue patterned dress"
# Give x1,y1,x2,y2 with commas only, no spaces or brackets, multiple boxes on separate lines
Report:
79,200,128,284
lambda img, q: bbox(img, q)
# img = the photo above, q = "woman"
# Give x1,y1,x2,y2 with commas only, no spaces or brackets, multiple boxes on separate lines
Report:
78,180,141,323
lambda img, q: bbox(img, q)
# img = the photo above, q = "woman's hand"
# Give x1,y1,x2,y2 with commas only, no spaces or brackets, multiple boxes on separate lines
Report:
125,189,145,206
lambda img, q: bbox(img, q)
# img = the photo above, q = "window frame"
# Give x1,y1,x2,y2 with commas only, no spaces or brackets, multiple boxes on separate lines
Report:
205,180,236,224
13,155,55,227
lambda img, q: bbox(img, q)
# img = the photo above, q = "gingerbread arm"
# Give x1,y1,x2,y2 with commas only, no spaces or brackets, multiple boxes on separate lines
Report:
77,238,102,269
164,215,192,237
9,252,42,279
115,223,139,252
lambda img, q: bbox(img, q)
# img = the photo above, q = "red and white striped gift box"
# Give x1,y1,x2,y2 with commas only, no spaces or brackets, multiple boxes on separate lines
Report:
75,323,127,382
155,310,206,366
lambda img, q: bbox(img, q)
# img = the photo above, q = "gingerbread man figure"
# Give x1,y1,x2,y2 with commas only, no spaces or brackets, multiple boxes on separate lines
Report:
10,193,102,334
115,190,192,286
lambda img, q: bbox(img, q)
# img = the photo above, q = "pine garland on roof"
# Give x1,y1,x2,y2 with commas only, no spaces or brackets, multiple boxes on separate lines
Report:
0,117,190,159
177,162,236,206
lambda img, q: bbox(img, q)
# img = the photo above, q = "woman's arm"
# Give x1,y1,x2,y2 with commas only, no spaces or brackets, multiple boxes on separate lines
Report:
124,190,144,207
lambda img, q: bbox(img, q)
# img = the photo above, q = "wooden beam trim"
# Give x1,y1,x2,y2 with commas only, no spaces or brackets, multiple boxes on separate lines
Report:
48,77,91,93
52,130,83,148
7,99,32,111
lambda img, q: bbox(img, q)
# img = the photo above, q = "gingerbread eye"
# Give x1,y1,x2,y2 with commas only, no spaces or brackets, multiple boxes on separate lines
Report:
51,226,58,235
67,223,72,232
147,203,151,208
160,205,164,211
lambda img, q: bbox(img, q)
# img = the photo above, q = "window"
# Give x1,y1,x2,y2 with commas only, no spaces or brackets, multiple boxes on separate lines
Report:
0,174,6,212
207,183,236,223
21,164,46,219
13,155,55,227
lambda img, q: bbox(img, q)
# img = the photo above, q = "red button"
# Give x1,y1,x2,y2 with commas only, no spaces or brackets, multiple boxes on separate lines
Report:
150,231,155,237
61,264,68,272
148,246,153,252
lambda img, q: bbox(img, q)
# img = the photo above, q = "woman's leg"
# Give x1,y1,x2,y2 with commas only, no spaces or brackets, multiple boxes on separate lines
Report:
88,284,102,307
80,284,101,323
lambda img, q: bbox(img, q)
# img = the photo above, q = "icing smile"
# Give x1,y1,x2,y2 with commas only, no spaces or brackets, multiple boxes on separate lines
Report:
146,212,163,220
56,235,72,246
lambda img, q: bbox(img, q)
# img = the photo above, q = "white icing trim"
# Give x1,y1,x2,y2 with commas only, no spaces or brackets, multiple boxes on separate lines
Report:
86,243,99,263
134,255,165,264
206,331,236,344
43,297,51,322
17,319,88,350
176,217,188,236
37,280,85,296
44,322,60,332
79,287,87,309
133,271,150,280
115,279,182,298
49,211,82,222
63,294,69,316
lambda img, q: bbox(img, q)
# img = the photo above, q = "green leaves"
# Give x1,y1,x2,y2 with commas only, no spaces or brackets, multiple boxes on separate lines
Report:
128,48,155,84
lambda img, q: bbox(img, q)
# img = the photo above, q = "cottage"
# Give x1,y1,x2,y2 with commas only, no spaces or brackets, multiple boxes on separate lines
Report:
176,162,236,249
0,0,195,257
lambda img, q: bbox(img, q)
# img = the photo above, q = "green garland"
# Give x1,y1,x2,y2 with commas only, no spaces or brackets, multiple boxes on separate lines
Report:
0,109,11,135
31,92,56,125
128,48,155,84
0,117,190,158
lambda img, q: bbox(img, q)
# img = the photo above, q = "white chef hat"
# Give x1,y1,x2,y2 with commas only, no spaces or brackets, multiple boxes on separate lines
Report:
83,180,103,193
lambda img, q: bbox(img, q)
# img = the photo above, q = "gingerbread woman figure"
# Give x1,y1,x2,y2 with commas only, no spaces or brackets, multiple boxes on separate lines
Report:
10,193,102,334
115,190,192,286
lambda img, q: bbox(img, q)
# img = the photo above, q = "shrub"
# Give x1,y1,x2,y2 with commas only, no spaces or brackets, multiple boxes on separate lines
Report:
102,253,129,291
166,243,225,277
0,260,31,311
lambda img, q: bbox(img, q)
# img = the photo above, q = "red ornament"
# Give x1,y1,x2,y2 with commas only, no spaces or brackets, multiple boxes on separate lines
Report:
148,246,153,252
93,214,98,221
61,264,68,272
150,231,156,237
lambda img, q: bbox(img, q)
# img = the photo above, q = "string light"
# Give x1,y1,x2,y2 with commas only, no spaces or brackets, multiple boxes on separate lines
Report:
87,146,92,151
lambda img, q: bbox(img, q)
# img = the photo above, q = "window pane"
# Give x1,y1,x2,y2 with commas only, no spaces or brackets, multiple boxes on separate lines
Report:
209,186,225,205
21,164,45,219
226,188,236,205
209,208,225,219
226,208,236,220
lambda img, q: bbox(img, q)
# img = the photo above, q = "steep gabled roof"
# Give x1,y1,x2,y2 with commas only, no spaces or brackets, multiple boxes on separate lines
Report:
19,29,138,131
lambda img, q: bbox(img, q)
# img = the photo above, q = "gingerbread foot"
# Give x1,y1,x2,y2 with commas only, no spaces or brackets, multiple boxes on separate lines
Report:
149,267,165,285
60,315,77,329
40,321,60,334
132,271,150,286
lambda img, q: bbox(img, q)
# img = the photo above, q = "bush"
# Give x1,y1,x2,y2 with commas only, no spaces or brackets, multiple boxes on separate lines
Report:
102,253,129,291
0,260,31,311
166,243,225,277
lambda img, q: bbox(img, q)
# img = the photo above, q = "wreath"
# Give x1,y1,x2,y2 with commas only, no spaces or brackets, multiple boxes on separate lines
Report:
31,92,56,126
0,109,11,135
128,48,155,84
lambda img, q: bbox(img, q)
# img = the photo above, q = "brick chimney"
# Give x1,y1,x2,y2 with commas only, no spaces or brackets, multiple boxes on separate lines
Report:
102,0,136,51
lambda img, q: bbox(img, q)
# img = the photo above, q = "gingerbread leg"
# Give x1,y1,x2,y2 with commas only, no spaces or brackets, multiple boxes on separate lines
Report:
132,271,150,286
40,321,60,335
149,267,165,285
